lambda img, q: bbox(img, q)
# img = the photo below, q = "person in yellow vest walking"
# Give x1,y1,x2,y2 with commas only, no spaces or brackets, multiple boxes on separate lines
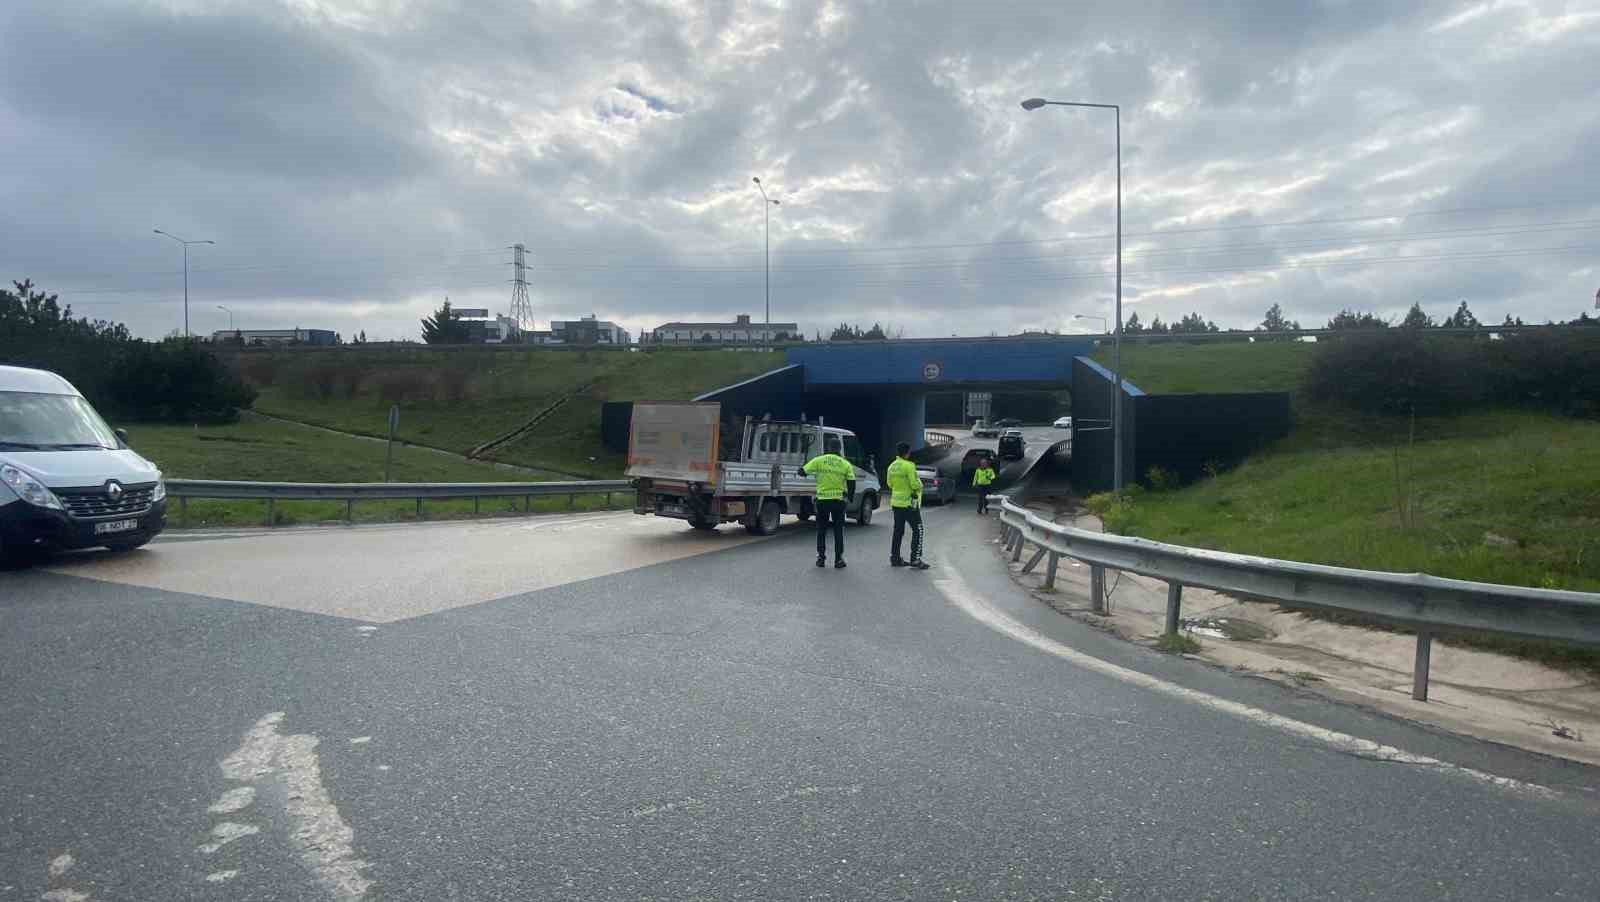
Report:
885,442,931,570
800,449,857,569
973,455,997,514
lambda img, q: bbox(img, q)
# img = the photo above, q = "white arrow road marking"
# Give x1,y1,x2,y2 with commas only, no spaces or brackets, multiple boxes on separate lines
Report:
211,712,373,899
933,570,1556,799
40,852,88,902
207,787,256,814
198,823,259,855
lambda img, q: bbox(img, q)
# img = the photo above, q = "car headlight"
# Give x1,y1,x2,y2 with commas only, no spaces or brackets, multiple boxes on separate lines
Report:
151,478,166,503
0,464,64,510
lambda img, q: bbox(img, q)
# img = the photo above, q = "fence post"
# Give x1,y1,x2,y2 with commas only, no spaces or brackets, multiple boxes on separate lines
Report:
265,498,275,528
1412,631,1434,702
1090,565,1106,614
1043,552,1060,589
1165,582,1183,636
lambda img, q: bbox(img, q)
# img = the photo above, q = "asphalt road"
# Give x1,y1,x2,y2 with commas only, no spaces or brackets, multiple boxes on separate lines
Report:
930,424,1070,488
3,508,1597,900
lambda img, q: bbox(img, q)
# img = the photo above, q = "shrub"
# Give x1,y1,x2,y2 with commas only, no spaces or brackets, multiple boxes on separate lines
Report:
375,369,432,402
1146,465,1180,492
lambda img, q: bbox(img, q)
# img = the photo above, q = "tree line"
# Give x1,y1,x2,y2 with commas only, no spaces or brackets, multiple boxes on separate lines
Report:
1124,300,1598,336
1,280,256,423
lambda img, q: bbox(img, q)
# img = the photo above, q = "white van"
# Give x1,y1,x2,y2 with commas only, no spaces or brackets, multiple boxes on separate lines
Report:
0,365,167,562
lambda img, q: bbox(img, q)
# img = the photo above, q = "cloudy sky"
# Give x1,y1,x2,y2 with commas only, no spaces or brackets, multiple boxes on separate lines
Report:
4,0,1599,341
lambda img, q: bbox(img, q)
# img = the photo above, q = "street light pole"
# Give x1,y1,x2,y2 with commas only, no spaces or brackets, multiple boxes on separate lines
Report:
1021,98,1123,491
752,178,780,345
153,229,215,338
217,305,233,331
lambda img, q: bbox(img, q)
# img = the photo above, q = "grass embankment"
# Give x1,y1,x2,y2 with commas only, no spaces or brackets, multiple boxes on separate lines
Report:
127,415,622,529
234,348,777,476
1087,341,1600,671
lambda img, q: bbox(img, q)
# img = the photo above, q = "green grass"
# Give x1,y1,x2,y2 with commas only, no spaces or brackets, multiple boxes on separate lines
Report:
234,347,778,476
1155,633,1201,654
1091,409,1600,672
124,415,623,529
1093,341,1315,396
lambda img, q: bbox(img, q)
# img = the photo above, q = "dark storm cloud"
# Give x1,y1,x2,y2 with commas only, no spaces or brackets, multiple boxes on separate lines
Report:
2,0,1597,341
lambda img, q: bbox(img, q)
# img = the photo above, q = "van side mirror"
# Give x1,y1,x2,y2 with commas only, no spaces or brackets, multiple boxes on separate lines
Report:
114,428,130,446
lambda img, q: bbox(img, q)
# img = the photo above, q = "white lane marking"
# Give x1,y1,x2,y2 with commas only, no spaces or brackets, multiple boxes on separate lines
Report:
205,871,239,884
207,787,256,814
355,626,379,634
217,712,373,899
40,890,89,902
42,852,88,902
933,570,1556,799
764,784,863,804
198,823,260,855
46,856,73,879
348,736,372,745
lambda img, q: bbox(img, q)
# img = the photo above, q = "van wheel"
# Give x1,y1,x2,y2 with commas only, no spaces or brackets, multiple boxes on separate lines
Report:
854,494,875,526
746,500,782,536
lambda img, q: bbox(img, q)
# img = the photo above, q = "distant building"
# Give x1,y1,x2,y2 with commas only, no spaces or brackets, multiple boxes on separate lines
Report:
550,314,630,345
649,314,799,344
454,309,522,344
211,328,337,346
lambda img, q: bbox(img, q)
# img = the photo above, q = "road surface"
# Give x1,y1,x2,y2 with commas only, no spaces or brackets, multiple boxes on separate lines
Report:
930,424,1070,487
3,508,1596,900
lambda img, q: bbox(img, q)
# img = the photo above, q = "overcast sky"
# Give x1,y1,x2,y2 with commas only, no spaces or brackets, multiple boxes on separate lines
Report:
4,0,1599,342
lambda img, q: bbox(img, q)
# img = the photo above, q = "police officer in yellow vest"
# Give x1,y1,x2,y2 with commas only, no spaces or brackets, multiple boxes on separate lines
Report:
801,449,856,569
973,455,997,514
885,442,931,570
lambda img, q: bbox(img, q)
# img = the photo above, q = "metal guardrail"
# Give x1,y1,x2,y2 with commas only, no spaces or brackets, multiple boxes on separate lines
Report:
924,430,956,447
167,479,631,527
996,497,1600,702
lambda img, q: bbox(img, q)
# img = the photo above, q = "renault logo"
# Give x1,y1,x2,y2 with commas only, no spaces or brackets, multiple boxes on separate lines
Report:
105,480,124,499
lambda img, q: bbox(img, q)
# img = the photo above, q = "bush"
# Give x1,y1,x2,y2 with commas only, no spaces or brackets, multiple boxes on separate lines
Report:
1303,330,1600,417
1146,465,1180,492
100,341,257,423
375,369,432,402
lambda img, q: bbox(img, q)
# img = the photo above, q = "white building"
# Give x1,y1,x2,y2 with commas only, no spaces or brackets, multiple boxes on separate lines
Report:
650,314,799,344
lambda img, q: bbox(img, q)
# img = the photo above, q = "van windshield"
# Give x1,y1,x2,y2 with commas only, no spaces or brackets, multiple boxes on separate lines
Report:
0,391,120,450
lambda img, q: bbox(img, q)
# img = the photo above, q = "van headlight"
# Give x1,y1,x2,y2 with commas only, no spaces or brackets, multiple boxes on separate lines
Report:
152,478,166,503
0,464,64,510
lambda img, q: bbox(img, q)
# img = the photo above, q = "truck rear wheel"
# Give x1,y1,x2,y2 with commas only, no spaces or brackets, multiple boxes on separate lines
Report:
746,500,781,536
688,515,718,531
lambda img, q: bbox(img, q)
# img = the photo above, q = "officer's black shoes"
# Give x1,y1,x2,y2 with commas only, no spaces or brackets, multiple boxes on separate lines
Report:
835,559,847,569
816,555,826,568
890,558,907,567
909,560,931,570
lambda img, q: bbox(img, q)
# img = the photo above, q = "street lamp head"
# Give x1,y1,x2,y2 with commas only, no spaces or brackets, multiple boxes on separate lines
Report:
153,228,165,235
1020,97,1048,111
752,176,761,184
771,199,780,206
202,240,215,245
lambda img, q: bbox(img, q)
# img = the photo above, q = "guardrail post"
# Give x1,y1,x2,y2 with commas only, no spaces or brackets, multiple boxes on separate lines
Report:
605,492,612,508
1165,582,1183,636
265,498,275,528
345,499,353,524
1022,546,1047,574
1043,552,1060,589
1412,631,1434,702
473,496,480,516
180,496,189,528
416,498,423,521
568,494,576,509
1090,565,1106,614
1011,532,1025,563
524,495,530,512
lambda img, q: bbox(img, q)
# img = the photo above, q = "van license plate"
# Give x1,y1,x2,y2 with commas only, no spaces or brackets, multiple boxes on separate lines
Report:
94,519,139,535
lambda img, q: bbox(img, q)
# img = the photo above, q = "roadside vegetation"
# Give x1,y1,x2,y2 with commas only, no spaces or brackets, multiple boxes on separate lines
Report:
126,415,623,528
1084,329,1600,673
230,346,778,476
